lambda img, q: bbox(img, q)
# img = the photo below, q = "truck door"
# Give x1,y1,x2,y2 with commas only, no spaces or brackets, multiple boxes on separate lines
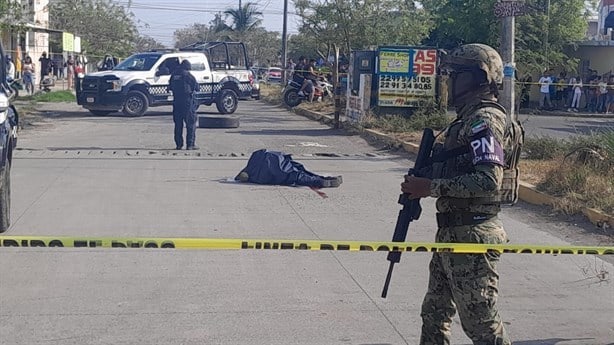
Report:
150,57,179,104
184,54,214,104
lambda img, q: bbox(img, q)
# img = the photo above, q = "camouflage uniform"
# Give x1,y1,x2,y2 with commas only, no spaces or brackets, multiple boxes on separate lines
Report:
419,44,512,345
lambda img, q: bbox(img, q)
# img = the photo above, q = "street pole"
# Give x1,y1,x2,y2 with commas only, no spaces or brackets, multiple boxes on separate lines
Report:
281,0,288,83
500,14,516,122
333,45,340,129
545,0,550,70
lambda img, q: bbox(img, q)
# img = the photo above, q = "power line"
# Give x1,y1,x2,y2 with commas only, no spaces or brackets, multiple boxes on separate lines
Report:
114,1,284,14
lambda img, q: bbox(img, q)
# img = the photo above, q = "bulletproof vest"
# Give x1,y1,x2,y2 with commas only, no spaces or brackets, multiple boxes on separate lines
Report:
430,101,524,206
170,72,194,97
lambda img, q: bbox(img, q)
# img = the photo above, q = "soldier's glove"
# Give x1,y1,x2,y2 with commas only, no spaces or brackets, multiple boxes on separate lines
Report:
401,175,432,199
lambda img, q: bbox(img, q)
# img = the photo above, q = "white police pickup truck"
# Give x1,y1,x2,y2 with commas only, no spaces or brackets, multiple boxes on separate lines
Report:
77,42,254,116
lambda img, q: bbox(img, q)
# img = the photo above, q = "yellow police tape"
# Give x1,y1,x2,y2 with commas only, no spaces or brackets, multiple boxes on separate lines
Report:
0,236,612,255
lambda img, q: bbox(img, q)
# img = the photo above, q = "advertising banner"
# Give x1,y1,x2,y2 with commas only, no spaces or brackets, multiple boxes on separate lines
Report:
62,32,74,51
74,36,81,53
377,47,438,107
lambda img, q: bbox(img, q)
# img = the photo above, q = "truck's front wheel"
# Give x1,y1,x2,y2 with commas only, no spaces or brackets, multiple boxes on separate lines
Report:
123,91,148,117
215,89,238,114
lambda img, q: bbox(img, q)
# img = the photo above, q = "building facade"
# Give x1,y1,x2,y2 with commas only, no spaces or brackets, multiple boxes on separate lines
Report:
569,1,614,80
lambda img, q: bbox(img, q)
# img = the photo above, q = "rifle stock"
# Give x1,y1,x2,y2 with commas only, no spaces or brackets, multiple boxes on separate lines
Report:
381,128,435,298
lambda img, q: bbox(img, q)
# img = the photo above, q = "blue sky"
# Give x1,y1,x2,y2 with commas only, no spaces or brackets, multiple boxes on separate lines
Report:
118,0,300,47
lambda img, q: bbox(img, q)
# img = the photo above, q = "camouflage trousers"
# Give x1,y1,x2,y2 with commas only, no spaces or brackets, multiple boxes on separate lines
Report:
419,218,511,345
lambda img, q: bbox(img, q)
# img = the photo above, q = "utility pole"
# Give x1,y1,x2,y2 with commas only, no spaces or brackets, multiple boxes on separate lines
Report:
500,15,516,121
495,0,527,122
281,0,288,83
544,0,550,70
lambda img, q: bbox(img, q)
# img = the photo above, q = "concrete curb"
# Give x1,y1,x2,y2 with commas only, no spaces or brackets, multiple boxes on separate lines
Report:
292,106,614,230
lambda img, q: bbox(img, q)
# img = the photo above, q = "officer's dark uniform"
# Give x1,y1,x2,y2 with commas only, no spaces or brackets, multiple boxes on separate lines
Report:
168,60,199,150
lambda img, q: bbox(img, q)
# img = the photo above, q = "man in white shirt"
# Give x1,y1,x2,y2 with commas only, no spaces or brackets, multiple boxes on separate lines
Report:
538,71,553,109
5,55,15,80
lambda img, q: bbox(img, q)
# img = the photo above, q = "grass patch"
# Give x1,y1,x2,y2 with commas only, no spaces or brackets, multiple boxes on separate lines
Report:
259,83,282,105
358,99,450,133
523,131,614,215
20,91,76,103
359,112,451,133
299,100,334,114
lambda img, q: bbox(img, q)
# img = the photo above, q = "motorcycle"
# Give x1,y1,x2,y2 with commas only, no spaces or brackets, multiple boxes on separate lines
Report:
282,75,333,107
6,78,23,98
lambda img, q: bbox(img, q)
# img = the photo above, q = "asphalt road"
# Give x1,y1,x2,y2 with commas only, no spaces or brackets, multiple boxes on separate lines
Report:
517,113,614,139
0,100,612,345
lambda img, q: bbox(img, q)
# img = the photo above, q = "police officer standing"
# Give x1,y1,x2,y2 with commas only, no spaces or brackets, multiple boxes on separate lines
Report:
401,44,518,345
168,60,199,150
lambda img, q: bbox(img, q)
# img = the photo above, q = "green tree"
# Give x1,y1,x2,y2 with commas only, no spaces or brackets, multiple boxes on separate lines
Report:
293,0,432,58
422,0,588,75
49,0,138,58
0,0,31,32
174,23,226,49
174,24,280,67
222,2,263,34
134,35,165,52
421,0,499,49
516,0,588,75
243,28,281,66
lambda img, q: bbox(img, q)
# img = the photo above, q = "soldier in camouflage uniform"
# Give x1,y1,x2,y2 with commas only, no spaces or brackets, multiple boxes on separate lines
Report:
401,44,512,345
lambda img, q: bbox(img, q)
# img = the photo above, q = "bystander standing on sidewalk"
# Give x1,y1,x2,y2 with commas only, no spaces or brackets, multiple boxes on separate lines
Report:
555,72,567,108
568,76,582,112
538,71,553,109
5,55,15,81
53,54,64,80
586,77,599,113
38,52,52,91
66,55,75,90
22,55,35,95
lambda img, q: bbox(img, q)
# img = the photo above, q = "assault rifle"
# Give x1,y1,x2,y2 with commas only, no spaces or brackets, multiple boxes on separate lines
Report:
381,128,435,298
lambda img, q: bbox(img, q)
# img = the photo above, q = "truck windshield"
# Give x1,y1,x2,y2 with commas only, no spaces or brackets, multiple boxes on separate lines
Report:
114,54,161,71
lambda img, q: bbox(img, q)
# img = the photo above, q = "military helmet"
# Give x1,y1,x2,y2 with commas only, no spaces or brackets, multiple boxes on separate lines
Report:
442,43,503,85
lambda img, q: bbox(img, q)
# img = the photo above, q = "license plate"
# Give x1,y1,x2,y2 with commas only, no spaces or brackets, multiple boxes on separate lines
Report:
86,97,94,103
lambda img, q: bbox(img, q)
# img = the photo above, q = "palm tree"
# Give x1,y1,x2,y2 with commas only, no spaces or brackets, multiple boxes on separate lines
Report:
223,2,263,33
